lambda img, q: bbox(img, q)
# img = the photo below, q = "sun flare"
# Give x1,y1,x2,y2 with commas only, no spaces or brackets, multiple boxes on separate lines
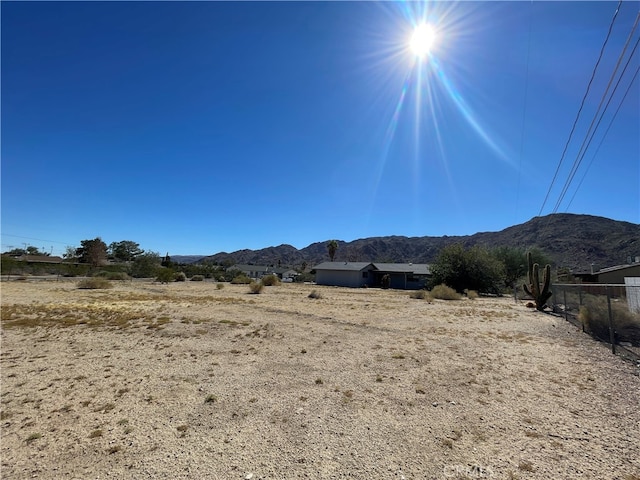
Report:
410,23,436,57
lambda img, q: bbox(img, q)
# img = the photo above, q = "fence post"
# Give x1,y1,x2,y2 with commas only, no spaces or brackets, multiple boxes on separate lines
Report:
563,288,568,321
578,284,583,307
606,285,616,354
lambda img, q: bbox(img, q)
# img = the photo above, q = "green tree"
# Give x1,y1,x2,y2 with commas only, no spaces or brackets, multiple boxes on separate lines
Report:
63,246,77,261
430,244,503,294
492,246,551,289
26,246,49,256
76,238,108,268
161,252,173,268
1,255,18,276
109,241,144,262
130,252,161,278
327,240,338,262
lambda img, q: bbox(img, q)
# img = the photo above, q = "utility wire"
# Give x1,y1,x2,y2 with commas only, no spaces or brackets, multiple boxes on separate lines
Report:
514,0,534,222
538,0,623,216
552,11,640,214
565,62,640,211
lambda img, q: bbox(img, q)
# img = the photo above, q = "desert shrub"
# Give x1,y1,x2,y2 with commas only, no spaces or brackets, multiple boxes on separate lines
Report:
130,252,161,278
95,271,129,281
261,274,280,286
465,289,479,300
410,290,431,300
430,244,503,294
155,268,175,284
216,283,225,290
191,275,204,282
294,272,316,283
174,272,187,282
77,277,113,289
308,290,323,299
579,297,640,345
430,284,461,300
231,275,252,284
248,281,264,294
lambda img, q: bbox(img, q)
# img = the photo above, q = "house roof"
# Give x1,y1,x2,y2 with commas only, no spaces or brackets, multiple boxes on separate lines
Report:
313,262,374,272
372,263,431,275
232,264,278,272
313,262,431,275
596,263,640,274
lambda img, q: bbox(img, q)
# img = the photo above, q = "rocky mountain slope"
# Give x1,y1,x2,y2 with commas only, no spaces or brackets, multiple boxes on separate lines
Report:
201,214,639,272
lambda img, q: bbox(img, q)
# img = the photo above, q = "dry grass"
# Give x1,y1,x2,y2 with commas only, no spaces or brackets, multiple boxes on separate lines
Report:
1,280,638,479
430,284,461,300
77,277,113,289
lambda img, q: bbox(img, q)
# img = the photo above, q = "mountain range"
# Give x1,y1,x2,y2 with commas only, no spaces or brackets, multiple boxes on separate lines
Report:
175,214,639,272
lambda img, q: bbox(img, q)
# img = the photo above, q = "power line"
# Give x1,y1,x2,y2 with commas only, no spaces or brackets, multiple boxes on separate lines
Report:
514,0,534,222
0,233,74,246
552,11,640,214
565,63,640,211
538,0,623,216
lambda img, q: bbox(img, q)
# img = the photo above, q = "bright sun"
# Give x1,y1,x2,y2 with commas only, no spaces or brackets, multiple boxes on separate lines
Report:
410,23,436,57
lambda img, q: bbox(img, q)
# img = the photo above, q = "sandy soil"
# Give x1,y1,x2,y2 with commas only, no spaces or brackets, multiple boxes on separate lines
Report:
1,279,639,479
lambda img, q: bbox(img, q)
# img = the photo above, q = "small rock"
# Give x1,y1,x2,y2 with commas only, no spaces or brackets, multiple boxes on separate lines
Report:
432,402,439,407
245,474,254,480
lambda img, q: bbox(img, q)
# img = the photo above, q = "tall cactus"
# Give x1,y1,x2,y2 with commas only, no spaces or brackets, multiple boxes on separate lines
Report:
523,251,552,311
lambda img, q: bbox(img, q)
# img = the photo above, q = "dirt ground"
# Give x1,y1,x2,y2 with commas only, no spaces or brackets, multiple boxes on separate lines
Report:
1,279,639,479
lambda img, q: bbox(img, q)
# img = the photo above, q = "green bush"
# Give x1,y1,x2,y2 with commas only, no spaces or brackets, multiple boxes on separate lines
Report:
430,244,503,294
249,281,264,294
430,284,461,300
191,275,204,282
261,274,280,286
174,272,187,282
77,277,113,290
156,268,175,284
231,275,252,284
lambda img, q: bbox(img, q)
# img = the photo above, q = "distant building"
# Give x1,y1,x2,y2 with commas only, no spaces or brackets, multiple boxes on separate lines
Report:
230,264,285,280
574,262,640,284
313,262,431,290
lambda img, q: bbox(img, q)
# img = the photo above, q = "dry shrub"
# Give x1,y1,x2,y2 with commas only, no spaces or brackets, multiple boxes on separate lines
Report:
261,274,280,286
465,289,479,300
308,290,323,299
231,275,252,285
96,271,129,281
216,283,225,290
430,284,461,300
579,297,640,346
77,277,113,290
191,275,204,282
410,290,431,300
249,281,264,294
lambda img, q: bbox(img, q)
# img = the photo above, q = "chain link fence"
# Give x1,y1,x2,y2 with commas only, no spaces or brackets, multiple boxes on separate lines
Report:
551,282,640,363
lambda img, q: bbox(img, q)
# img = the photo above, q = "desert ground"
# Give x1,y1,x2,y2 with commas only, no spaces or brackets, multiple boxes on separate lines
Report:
1,279,639,480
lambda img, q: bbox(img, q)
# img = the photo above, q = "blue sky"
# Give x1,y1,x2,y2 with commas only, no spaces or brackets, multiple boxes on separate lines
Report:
2,1,639,257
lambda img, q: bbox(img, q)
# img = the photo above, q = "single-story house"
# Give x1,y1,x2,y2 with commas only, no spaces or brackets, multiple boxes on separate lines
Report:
574,263,640,284
313,262,431,289
230,265,285,280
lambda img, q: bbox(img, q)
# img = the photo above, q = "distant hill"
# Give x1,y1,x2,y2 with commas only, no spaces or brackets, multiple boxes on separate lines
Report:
200,214,640,272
